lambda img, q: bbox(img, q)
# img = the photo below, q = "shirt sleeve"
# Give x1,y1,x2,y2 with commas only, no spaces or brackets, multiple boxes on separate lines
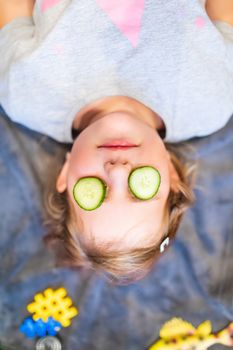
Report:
0,0,70,118
0,17,35,69
0,17,35,116
199,0,233,40
213,20,233,41
213,20,233,77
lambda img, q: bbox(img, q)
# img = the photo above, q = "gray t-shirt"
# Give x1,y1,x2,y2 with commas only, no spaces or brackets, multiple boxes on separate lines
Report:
0,0,233,143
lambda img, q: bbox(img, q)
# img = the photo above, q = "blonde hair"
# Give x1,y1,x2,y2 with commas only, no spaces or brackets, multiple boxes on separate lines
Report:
43,145,195,285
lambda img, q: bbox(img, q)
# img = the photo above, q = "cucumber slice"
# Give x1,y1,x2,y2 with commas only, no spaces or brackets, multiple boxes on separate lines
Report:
73,177,107,211
128,166,161,200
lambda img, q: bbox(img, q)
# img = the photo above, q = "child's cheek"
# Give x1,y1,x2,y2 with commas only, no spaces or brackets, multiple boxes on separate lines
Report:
70,146,97,177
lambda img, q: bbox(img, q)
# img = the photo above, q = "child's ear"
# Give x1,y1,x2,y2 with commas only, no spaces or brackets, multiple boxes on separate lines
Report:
56,152,71,193
167,152,181,193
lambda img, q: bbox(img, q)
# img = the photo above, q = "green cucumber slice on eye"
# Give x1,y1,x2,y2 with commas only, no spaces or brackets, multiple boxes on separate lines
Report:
128,166,161,200
73,177,107,211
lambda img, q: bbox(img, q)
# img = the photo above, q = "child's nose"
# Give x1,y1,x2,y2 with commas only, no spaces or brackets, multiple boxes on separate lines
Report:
105,159,131,171
104,161,131,191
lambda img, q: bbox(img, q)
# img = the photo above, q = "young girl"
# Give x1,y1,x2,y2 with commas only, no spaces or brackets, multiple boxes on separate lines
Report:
0,0,233,284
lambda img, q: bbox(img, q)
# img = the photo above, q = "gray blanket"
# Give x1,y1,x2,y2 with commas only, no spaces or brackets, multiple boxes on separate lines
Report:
0,107,232,350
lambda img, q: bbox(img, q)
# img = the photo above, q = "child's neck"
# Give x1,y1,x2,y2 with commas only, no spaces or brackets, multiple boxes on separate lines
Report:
72,95,165,133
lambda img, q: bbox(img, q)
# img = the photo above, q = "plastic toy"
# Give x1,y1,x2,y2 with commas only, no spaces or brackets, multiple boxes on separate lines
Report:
36,336,62,350
46,317,62,336
27,287,78,327
20,316,61,339
148,318,233,350
20,317,46,338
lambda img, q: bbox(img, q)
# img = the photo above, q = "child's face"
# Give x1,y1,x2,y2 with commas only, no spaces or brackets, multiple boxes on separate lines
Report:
57,111,178,250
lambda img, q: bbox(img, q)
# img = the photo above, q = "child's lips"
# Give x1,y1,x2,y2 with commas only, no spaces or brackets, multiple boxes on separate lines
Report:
98,145,137,150
98,140,139,148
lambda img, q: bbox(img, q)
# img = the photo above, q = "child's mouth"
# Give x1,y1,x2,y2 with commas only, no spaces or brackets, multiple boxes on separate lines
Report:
98,140,138,148
98,145,137,150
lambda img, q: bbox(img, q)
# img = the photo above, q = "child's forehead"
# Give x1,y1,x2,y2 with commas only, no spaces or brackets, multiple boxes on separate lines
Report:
70,200,166,249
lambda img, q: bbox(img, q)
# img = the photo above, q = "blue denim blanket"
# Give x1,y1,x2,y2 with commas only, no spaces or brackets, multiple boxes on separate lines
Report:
0,108,232,350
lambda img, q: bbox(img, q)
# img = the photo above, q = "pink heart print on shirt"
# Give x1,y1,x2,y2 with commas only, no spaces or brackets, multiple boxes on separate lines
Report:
195,16,205,28
96,0,145,47
41,0,63,12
